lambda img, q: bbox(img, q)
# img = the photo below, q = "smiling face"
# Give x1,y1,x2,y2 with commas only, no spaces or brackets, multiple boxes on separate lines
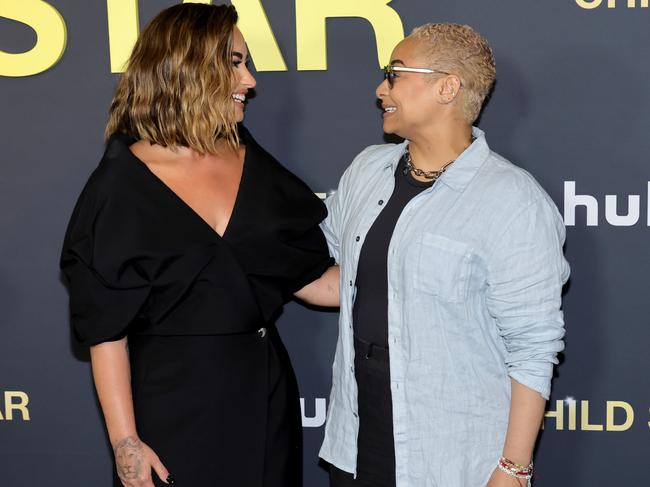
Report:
106,4,248,154
230,27,256,123
376,37,460,139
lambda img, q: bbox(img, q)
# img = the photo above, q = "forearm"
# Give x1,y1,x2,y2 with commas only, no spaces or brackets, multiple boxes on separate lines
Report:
294,265,340,307
90,338,138,446
501,378,546,466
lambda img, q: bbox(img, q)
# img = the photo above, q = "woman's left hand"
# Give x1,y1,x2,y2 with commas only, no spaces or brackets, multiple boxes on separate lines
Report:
486,467,526,487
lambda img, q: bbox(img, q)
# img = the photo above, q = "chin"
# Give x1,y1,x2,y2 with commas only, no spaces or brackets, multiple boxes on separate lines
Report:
382,121,398,136
233,103,245,123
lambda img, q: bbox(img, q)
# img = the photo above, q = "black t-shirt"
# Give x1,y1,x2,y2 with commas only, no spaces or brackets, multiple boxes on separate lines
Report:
352,155,434,347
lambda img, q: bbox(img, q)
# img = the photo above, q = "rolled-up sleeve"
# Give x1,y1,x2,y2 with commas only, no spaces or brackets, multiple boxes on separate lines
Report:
485,196,570,399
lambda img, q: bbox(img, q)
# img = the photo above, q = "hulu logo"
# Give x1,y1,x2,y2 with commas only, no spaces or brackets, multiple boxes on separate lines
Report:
563,181,650,226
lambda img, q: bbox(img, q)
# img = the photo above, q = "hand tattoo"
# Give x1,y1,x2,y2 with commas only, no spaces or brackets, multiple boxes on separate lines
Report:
114,436,143,480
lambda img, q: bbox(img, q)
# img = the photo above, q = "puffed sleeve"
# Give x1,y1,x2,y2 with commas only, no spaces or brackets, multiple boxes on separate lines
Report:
238,187,334,322
60,177,151,346
485,194,570,399
279,198,335,296
228,130,334,321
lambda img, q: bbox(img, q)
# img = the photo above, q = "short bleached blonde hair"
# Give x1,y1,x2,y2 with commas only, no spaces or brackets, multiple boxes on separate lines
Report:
410,23,496,123
105,3,239,153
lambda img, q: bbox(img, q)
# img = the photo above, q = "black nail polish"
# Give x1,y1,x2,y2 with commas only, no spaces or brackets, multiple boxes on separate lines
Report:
166,474,176,485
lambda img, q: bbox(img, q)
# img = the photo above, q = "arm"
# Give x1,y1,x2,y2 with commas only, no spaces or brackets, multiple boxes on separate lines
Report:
294,265,340,307
487,379,546,486
502,379,546,467
91,339,172,486
485,196,570,486
292,162,353,308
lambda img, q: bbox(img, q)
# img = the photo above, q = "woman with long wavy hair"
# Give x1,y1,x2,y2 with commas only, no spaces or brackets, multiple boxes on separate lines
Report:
60,4,338,487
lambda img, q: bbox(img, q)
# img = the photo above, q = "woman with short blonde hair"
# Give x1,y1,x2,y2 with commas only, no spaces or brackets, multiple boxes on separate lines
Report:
320,23,568,487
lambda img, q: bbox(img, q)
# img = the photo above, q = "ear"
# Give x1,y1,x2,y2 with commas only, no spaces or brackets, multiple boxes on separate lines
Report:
437,75,462,104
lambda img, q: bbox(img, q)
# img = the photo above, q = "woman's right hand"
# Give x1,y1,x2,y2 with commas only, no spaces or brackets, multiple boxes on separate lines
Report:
113,436,173,487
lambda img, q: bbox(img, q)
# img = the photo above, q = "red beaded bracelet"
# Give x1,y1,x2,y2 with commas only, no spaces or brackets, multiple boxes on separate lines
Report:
497,457,533,487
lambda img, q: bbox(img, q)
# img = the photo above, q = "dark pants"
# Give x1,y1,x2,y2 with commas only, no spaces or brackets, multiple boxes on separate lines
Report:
329,336,396,487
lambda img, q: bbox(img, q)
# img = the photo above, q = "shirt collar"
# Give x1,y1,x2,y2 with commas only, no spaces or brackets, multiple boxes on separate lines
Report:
384,126,490,192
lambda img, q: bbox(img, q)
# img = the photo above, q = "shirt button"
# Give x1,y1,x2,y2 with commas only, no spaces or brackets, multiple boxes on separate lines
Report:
349,280,353,286
350,366,354,373
355,236,360,242
352,412,358,418
378,199,384,205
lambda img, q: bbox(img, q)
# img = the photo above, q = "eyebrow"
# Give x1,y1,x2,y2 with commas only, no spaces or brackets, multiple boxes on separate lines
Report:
232,51,250,64
390,59,405,66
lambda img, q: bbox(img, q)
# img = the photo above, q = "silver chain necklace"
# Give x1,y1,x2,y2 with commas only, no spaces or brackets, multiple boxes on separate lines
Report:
402,145,455,181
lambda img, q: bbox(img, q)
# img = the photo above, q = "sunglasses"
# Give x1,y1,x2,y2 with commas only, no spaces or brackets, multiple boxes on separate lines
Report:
382,65,453,89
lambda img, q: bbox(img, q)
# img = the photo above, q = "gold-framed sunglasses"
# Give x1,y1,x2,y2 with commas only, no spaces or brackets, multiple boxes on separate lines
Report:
382,65,453,89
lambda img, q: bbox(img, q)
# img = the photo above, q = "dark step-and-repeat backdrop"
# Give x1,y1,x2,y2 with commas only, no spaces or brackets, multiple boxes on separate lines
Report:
1,1,648,485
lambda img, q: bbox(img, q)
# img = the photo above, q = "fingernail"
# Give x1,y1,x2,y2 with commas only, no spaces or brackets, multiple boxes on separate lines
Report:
166,474,176,485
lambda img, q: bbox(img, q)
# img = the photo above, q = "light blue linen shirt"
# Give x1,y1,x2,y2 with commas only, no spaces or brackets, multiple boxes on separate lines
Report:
318,128,569,487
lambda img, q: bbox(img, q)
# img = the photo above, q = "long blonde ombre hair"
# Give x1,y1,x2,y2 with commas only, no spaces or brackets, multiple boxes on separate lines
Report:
105,3,239,153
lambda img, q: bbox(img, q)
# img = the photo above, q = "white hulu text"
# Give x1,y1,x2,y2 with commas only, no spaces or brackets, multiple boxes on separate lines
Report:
563,181,650,226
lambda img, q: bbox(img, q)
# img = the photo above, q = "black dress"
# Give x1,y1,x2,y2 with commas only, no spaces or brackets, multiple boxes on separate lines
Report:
60,127,333,487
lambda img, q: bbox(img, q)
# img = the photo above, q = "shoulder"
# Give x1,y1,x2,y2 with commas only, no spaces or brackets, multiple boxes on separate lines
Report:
350,143,403,172
336,142,403,188
324,142,402,206
69,134,148,226
464,147,566,257
83,134,145,200
92,133,139,187
240,128,327,223
479,149,556,209
242,127,320,197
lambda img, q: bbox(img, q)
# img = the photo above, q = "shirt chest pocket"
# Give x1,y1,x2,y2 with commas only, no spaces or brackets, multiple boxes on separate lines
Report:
415,233,472,302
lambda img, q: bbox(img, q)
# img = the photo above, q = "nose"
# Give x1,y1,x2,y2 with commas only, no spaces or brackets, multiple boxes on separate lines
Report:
241,65,257,89
376,78,389,99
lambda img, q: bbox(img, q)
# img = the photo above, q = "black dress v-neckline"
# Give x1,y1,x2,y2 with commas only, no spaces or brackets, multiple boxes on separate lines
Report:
65,126,333,331
123,141,249,241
